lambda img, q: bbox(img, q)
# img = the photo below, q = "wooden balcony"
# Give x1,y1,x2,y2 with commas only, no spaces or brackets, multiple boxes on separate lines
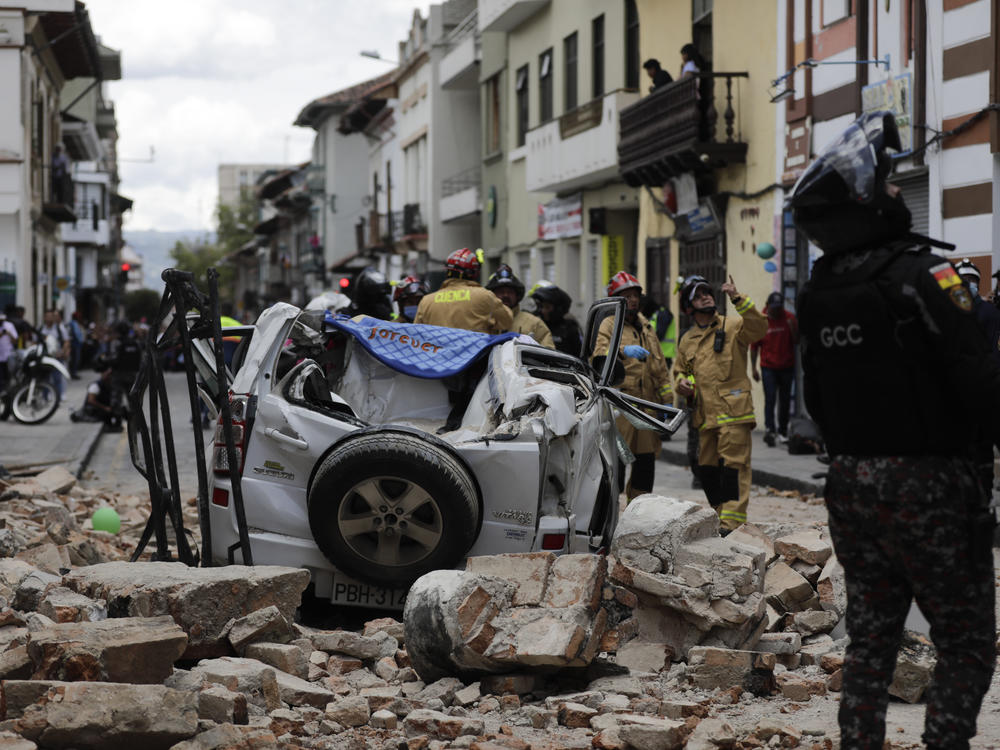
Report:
617,73,749,187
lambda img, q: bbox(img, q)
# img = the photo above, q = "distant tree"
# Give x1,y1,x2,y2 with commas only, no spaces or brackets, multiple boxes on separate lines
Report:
216,193,257,258
168,236,231,295
123,288,161,323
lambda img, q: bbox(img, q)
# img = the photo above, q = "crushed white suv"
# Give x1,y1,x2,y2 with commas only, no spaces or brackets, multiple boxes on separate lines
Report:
205,298,682,609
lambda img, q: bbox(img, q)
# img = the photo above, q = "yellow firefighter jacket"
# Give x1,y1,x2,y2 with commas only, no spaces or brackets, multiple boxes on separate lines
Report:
674,295,768,430
414,278,513,334
594,313,672,454
512,307,554,348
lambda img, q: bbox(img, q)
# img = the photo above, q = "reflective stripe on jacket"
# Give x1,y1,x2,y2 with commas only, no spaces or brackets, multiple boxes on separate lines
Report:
414,278,513,334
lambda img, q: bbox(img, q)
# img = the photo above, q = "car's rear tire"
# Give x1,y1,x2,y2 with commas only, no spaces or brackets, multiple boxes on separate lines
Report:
308,432,479,588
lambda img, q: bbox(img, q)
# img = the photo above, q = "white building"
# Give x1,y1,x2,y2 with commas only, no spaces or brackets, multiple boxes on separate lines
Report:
217,164,290,212
0,1,103,321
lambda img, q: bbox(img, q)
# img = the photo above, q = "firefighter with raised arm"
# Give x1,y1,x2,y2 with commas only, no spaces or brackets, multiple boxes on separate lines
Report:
485,264,553,348
593,271,672,501
792,111,1000,750
414,248,512,334
674,274,767,533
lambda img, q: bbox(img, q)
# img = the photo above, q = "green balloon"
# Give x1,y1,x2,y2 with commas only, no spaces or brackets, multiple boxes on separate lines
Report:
756,242,777,259
92,506,121,534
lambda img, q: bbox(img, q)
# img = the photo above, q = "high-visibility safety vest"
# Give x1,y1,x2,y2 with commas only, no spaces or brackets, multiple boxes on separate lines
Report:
649,309,677,360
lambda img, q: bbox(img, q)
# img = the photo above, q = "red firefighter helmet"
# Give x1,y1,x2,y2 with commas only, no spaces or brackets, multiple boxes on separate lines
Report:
606,271,642,297
393,275,429,302
445,247,481,280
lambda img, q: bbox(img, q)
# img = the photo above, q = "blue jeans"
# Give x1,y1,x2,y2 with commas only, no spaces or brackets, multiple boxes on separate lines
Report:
761,366,793,434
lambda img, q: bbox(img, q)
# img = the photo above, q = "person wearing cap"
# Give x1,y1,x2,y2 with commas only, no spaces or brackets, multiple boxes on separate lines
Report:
486,265,553,348
415,248,512,335
593,271,672,501
674,275,767,533
955,259,1000,369
750,291,799,447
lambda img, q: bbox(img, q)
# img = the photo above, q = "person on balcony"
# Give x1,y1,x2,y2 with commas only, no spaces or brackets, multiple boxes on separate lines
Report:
642,59,673,92
680,43,712,140
51,145,71,204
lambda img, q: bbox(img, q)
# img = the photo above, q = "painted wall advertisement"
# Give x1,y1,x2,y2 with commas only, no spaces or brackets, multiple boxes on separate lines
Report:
601,235,624,285
538,193,582,240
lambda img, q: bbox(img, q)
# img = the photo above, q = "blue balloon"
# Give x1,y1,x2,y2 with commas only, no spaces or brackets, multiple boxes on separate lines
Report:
763,261,778,273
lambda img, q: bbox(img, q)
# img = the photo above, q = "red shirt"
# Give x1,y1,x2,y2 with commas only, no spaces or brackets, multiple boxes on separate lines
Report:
751,309,797,369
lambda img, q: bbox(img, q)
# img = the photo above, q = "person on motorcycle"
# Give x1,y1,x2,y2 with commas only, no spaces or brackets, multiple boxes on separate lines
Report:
486,265,553,348
393,276,429,323
529,281,583,356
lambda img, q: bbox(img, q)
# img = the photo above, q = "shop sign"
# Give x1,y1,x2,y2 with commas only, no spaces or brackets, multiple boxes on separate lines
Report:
538,193,582,240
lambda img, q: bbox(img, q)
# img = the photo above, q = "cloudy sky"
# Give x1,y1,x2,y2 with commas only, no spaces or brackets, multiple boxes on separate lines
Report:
83,0,433,232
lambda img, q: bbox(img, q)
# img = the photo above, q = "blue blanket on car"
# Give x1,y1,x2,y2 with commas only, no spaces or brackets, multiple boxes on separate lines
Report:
325,313,519,379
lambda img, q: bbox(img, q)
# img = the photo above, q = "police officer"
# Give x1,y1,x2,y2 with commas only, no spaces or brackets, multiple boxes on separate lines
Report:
346,267,394,320
529,281,583,356
792,111,999,750
594,271,672,501
674,274,766,533
486,265,553,348
393,275,429,323
955,259,1000,369
414,248,513,334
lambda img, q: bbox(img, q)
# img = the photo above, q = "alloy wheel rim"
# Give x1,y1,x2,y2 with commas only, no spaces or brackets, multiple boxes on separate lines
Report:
338,476,443,567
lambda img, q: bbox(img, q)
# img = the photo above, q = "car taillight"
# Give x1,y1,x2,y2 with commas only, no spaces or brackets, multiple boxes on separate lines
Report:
213,393,248,476
211,488,230,507
541,533,566,550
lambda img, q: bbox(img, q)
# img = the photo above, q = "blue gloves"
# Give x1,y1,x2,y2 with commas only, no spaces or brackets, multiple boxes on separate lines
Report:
623,345,648,360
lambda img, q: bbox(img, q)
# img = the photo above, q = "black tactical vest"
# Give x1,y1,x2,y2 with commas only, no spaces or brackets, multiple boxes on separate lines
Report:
799,243,975,456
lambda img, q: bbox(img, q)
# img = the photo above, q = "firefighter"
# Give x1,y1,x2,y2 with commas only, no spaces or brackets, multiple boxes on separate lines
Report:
793,111,1000,749
414,248,512,334
485,264,553,348
593,271,672,501
415,248,513,432
674,274,767,533
392,276,429,323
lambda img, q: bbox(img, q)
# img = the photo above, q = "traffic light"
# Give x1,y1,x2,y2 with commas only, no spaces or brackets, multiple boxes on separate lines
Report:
118,262,130,287
338,276,352,296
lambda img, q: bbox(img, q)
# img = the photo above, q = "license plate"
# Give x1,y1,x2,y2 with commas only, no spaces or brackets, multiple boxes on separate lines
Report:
330,572,408,610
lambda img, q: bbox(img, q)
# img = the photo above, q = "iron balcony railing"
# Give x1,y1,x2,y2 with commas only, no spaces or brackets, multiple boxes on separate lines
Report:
441,166,481,199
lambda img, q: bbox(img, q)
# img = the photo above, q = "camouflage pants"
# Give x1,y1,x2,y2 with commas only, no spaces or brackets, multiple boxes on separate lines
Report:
825,456,996,750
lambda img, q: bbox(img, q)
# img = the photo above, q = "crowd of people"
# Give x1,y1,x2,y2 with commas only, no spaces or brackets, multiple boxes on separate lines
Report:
0,303,149,430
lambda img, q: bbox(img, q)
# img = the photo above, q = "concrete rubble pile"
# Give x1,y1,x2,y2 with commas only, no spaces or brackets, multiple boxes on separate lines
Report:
0,471,937,748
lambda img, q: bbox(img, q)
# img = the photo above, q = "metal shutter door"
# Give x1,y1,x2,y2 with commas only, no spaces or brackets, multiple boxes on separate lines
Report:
894,168,929,236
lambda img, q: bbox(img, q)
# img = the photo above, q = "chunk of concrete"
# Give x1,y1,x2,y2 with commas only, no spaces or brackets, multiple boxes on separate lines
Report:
11,682,197,749
187,656,281,711
26,616,186,683
774,530,833,566
61,563,310,659
687,646,776,696
816,554,847,618
763,561,816,613
401,709,484,740
616,715,688,750
610,495,719,573
465,552,554,606
32,467,77,495
889,631,936,703
614,641,674,673
244,642,308,679
542,554,606,611
197,684,248,725
311,630,382,659
35,587,107,624
324,696,370,728
223,605,295,654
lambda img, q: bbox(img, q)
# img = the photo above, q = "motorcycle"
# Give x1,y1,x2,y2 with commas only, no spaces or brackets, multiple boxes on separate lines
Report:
0,333,70,425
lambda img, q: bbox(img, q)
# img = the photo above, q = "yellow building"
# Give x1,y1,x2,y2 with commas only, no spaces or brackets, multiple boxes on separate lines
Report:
626,1,779,325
